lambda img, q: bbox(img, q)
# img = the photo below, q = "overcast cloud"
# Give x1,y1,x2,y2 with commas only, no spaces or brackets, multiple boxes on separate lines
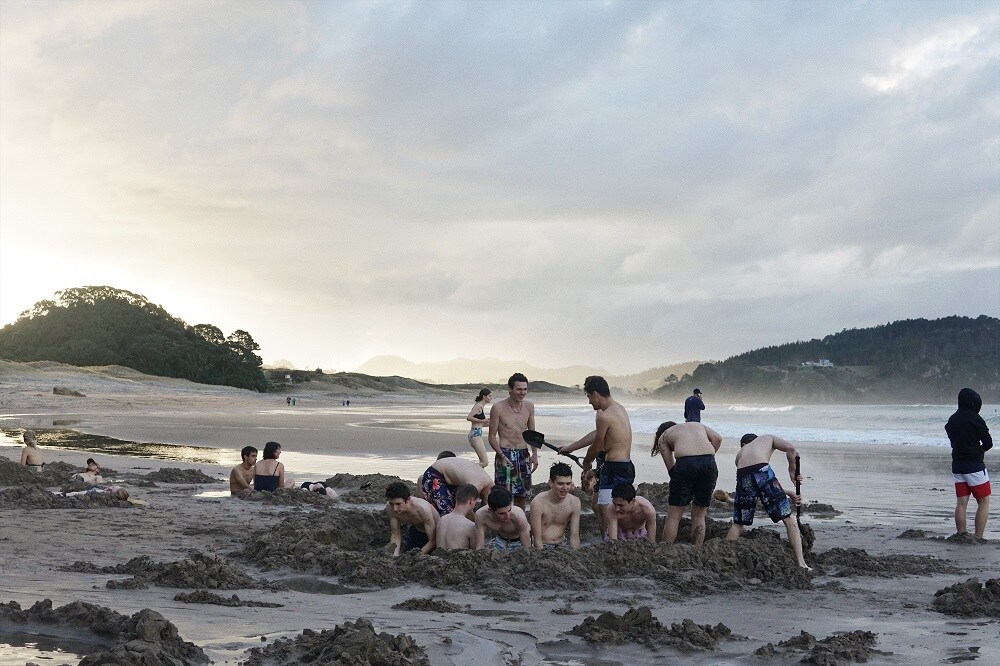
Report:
1,0,997,374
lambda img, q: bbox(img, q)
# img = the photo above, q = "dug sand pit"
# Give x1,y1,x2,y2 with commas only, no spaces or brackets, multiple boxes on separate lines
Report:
570,606,733,652
238,487,339,506
173,590,284,608
392,598,464,613
0,599,209,665
815,547,961,578
324,473,416,504
0,456,79,486
932,578,1000,617
139,467,221,484
242,617,429,666
62,552,272,590
0,485,133,509
754,629,886,664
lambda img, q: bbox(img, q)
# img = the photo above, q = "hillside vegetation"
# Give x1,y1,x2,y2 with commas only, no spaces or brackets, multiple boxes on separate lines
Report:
654,316,1000,403
0,286,268,391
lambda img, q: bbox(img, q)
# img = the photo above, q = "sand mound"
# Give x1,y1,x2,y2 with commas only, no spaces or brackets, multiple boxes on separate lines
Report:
754,629,886,664
173,590,284,608
943,532,989,544
62,552,272,590
140,468,221,484
242,617,429,666
815,547,961,578
0,599,208,665
570,606,733,652
392,598,464,613
802,501,842,516
238,487,339,506
324,473,417,504
932,578,1000,618
897,529,928,539
0,456,81,487
0,485,133,509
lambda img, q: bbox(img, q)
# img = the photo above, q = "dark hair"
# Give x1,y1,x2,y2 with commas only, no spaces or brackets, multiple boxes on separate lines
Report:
549,462,573,481
652,422,676,456
583,375,610,397
475,388,492,402
240,446,258,459
262,441,281,460
385,481,411,501
740,433,758,446
487,485,512,511
437,450,456,459
612,482,636,501
455,484,480,505
693,388,702,394
508,372,528,389
86,458,97,466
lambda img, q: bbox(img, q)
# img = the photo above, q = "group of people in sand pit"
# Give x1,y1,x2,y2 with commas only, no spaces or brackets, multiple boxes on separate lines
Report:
228,441,337,498
384,373,818,569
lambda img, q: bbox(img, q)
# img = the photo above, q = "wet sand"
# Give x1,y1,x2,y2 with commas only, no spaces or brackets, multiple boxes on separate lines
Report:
1,360,999,665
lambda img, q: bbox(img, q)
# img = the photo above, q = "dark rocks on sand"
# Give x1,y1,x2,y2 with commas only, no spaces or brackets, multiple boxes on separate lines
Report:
392,598,464,613
815,547,962,578
60,552,272,591
53,386,86,397
139,467,221,484
932,578,1000,618
242,617,429,666
755,629,885,664
173,590,284,608
570,606,732,652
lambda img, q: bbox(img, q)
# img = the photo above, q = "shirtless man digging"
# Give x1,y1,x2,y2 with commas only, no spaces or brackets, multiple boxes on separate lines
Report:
436,484,480,550
420,452,494,515
726,434,811,570
653,420,723,546
229,446,257,495
530,463,581,549
489,373,538,510
608,482,658,543
385,481,438,556
475,486,532,551
559,376,634,539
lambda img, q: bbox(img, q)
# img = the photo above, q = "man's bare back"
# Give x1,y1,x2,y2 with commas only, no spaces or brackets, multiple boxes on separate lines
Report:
735,434,797,482
615,495,656,532
598,400,633,462
432,457,493,497
435,512,476,550
656,422,722,461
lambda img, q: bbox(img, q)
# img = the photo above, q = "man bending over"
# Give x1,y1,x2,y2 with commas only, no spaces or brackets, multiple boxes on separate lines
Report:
653,420,722,546
475,486,532,551
608,483,657,543
420,453,494,516
385,481,438,556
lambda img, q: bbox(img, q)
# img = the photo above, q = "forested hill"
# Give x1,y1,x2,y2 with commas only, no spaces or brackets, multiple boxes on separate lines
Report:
0,286,268,391
653,316,1000,403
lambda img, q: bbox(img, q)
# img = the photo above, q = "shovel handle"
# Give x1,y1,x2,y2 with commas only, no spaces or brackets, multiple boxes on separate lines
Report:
794,454,802,528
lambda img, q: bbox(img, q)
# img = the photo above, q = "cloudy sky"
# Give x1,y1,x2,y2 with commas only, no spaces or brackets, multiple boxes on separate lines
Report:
1,0,997,375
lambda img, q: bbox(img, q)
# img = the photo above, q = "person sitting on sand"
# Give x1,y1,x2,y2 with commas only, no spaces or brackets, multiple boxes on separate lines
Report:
725,434,811,570
19,430,44,471
253,441,291,492
946,388,993,539
529,463,581,549
435,484,480,550
299,481,339,499
419,452,494,515
475,486,532,551
385,481,438,556
74,458,105,484
230,446,257,495
653,421,722,546
607,483,657,543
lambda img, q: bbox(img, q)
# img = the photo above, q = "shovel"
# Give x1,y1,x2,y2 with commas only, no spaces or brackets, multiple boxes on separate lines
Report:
522,430,584,468
795,454,802,529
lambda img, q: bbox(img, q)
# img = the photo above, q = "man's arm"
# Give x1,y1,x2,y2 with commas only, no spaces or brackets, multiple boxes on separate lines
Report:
420,510,437,555
529,496,544,550
527,404,538,472
705,426,723,452
488,405,507,463
644,501,658,543
582,411,611,470
569,499,581,550
770,435,798,483
516,511,532,548
560,431,596,454
473,511,486,550
977,417,992,453
389,514,402,557
659,437,676,471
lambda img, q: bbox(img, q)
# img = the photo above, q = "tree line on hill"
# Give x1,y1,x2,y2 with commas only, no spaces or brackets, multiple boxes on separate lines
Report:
0,286,268,391
654,316,1000,403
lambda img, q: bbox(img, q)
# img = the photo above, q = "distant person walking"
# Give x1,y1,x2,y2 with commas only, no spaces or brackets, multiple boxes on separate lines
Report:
466,388,492,467
684,388,705,422
946,388,992,539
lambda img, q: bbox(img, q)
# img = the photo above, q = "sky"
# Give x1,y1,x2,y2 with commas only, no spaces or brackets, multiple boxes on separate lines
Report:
1,0,998,375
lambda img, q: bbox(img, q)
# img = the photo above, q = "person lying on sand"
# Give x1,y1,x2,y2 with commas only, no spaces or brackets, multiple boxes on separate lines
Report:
435,484,479,550
299,481,339,499
74,458,105,484
385,481,438,556
606,483,657,543
19,430,44,471
230,446,257,495
61,485,129,501
529,463,581,549
653,421,722,546
419,452,493,516
726,434,811,570
475,486,531,551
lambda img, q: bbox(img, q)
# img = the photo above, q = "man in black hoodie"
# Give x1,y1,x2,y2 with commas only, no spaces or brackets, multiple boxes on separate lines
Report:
946,388,993,538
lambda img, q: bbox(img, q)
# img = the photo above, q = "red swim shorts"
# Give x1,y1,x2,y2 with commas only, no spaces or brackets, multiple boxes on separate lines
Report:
954,469,991,499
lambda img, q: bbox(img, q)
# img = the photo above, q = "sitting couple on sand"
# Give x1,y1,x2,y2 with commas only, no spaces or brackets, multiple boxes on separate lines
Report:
230,442,326,496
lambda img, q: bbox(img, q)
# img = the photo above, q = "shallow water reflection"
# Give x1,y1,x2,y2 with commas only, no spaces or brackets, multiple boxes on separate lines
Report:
0,428,230,465
0,629,106,665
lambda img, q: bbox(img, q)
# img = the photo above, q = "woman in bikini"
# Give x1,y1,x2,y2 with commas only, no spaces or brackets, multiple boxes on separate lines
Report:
253,441,286,492
19,430,44,471
466,388,492,467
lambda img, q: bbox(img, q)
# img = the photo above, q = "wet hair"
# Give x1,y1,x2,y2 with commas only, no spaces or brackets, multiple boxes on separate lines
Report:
86,458,97,466
740,433,758,446
240,446,258,460
508,372,528,389
436,450,456,459
23,430,38,445
652,421,676,456
583,375,610,397
385,481,411,501
488,485,512,511
262,441,281,460
612,482,636,501
475,388,492,402
455,483,480,505
549,462,573,481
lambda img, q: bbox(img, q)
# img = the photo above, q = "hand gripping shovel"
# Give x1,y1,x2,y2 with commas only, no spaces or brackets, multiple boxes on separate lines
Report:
522,430,584,469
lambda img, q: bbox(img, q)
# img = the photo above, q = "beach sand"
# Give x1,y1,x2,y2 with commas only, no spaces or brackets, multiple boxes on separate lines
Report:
1,360,998,665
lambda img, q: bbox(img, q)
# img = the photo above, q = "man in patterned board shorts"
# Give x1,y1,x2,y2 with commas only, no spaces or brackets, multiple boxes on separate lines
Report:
488,373,538,510
418,452,494,516
946,388,992,539
725,433,811,570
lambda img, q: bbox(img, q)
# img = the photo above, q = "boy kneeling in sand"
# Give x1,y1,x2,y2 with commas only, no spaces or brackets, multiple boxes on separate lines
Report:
529,463,581,549
436,484,480,550
607,482,657,543
474,486,531,551
726,433,811,570
385,481,438,556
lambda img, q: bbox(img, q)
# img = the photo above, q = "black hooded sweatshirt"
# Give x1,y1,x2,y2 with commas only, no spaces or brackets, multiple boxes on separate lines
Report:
945,388,993,474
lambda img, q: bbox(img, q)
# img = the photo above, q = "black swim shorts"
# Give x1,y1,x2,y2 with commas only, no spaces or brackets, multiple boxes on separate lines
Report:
667,454,718,508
